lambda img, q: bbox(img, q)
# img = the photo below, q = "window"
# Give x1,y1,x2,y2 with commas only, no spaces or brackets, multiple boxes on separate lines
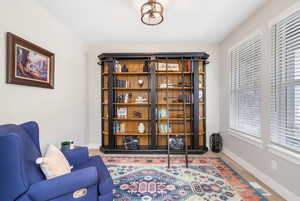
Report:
271,9,300,152
230,35,262,137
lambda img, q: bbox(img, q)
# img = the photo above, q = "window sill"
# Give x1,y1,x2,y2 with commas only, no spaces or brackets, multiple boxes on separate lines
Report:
268,144,300,166
227,128,263,149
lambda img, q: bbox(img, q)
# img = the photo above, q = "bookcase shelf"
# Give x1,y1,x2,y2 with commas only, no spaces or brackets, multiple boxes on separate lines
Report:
103,72,150,75
157,87,192,90
156,72,192,75
158,133,192,136
113,103,149,106
158,118,192,121
99,52,209,154
115,133,151,136
113,118,149,121
113,88,149,90
103,72,205,75
103,131,150,136
157,103,192,105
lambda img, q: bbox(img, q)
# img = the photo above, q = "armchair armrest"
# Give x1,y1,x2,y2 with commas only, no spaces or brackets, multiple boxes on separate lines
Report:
63,147,89,166
28,167,97,201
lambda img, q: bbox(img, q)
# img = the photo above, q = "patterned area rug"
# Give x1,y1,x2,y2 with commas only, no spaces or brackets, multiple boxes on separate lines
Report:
102,156,268,201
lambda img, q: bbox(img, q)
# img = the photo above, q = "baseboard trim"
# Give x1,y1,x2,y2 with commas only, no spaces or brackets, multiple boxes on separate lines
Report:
223,147,300,201
88,143,101,149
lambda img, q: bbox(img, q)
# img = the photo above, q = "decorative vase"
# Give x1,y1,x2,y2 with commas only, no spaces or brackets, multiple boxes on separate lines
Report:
138,123,145,133
138,79,144,88
143,62,149,72
121,64,128,72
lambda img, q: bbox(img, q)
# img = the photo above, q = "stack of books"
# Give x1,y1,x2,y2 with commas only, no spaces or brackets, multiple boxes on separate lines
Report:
135,96,147,103
116,79,130,88
158,109,168,119
159,124,172,134
113,121,126,134
115,93,130,103
159,83,176,88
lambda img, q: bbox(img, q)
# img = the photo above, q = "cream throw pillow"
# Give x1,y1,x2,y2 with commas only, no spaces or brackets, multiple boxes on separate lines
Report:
36,144,71,179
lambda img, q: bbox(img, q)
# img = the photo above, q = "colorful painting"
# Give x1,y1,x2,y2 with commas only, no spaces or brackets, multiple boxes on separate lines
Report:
7,32,54,88
102,156,268,201
15,45,50,83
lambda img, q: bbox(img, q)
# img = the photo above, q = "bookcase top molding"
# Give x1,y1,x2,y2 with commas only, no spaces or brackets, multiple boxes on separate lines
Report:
98,52,210,61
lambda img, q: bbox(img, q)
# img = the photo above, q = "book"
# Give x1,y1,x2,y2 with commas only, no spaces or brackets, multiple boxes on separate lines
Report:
159,83,175,88
124,93,129,103
158,109,168,119
183,61,191,72
113,121,126,134
120,123,126,134
159,124,172,134
116,79,130,88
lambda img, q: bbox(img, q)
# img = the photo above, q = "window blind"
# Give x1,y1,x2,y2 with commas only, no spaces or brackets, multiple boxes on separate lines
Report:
230,35,262,137
271,9,300,152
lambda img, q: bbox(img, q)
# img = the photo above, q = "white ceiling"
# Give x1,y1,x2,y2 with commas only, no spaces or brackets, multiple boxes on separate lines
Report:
37,0,268,45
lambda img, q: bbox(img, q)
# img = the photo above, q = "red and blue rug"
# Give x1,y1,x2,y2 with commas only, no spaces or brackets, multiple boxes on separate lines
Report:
102,156,268,201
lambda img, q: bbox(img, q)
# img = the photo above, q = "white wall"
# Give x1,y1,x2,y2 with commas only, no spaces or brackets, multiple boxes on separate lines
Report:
87,43,220,148
0,0,88,151
220,0,300,200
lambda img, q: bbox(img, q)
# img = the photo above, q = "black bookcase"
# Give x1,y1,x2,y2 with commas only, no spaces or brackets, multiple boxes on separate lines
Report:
99,52,209,154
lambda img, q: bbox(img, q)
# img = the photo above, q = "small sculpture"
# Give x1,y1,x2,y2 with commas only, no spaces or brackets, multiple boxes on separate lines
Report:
134,111,142,118
138,79,144,88
143,61,149,72
124,137,139,150
138,123,145,133
135,96,147,103
169,136,184,150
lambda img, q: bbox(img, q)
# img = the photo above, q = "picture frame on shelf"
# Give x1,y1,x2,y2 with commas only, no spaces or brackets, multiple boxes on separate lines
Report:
117,107,128,118
157,63,179,72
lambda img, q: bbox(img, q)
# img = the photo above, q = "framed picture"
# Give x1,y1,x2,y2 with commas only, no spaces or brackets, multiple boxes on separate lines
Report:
6,32,55,89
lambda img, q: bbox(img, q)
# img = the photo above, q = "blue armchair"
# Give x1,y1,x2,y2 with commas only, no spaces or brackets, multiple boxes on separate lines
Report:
0,121,113,201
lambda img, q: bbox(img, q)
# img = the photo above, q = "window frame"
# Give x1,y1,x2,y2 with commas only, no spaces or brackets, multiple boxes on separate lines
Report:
229,31,263,139
269,7,300,154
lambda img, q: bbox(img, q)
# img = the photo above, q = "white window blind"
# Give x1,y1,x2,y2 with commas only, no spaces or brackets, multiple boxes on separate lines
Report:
230,35,262,137
271,9,300,152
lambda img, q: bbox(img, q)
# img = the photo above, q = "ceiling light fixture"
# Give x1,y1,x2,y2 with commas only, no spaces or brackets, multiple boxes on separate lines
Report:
141,0,164,26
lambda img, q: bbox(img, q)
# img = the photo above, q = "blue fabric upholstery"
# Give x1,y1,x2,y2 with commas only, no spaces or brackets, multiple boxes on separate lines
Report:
63,147,89,166
73,156,113,197
19,121,41,154
27,167,98,201
0,122,113,201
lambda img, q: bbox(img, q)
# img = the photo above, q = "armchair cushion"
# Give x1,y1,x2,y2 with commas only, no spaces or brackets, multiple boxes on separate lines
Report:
63,147,89,166
73,156,113,196
36,144,71,179
28,167,98,201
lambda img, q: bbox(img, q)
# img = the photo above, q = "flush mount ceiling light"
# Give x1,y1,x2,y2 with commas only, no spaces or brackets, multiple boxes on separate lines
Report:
141,0,164,26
